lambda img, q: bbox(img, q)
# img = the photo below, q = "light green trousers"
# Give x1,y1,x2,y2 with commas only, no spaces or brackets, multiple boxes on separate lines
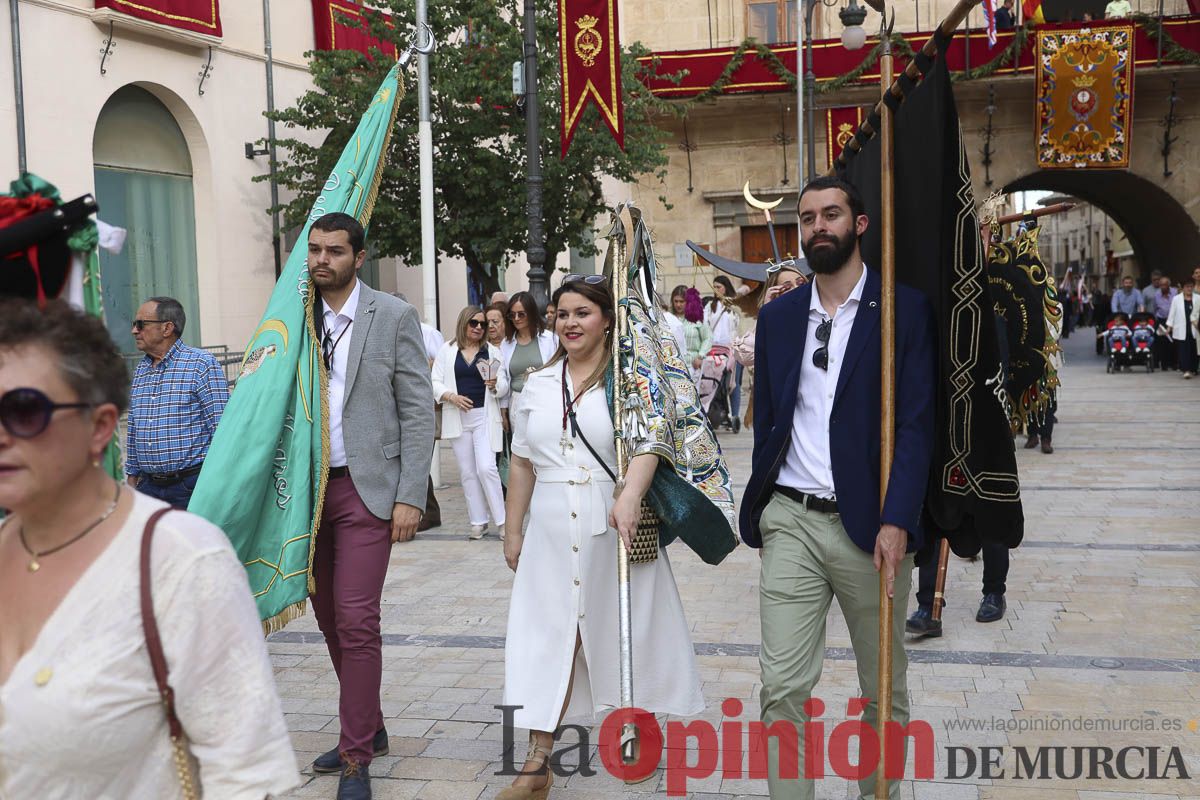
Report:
758,493,913,800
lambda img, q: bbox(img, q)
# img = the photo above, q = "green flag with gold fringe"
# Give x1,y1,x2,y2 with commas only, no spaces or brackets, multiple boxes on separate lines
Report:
188,64,404,629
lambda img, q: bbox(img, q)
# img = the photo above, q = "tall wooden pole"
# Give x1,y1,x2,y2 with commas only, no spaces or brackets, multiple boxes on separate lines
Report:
875,24,896,800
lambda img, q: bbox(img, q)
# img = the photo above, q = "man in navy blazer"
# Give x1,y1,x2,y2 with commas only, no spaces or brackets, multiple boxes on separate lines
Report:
742,176,936,799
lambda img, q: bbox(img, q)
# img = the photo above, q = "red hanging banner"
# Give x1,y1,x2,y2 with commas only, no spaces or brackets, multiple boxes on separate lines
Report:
95,0,221,37
558,0,624,157
826,106,864,169
311,0,397,60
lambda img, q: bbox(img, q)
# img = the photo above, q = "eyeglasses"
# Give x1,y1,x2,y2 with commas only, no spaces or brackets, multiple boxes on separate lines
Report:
467,319,486,328
562,274,606,285
132,319,168,332
0,387,90,439
812,318,832,371
509,310,527,320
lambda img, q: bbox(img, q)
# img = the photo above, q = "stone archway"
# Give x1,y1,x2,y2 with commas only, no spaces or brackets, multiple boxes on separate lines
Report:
1004,170,1200,283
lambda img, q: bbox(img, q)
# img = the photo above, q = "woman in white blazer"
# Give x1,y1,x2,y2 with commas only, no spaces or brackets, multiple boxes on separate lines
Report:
432,306,510,538
1165,279,1198,377
498,291,558,414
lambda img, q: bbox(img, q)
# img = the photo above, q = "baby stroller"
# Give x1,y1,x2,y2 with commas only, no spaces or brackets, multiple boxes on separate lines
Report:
1104,315,1153,373
1129,312,1156,372
699,345,734,432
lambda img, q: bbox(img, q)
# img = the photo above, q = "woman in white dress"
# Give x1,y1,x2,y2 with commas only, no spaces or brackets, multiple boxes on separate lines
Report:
0,299,299,800
499,277,704,799
431,305,509,539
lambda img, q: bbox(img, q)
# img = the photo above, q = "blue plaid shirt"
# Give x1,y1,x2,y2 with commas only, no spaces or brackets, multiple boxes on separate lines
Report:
126,340,229,476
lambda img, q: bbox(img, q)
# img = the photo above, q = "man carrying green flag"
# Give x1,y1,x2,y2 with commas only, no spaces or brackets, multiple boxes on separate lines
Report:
188,63,434,800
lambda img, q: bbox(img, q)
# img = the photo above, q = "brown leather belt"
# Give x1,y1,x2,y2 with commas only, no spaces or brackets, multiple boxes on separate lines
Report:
328,465,350,479
773,484,839,514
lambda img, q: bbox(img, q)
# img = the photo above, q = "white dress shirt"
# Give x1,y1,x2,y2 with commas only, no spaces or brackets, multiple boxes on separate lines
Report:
321,279,361,468
421,322,445,363
777,265,868,499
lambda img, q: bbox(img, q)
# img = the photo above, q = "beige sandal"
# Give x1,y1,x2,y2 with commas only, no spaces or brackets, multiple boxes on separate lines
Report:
496,736,554,800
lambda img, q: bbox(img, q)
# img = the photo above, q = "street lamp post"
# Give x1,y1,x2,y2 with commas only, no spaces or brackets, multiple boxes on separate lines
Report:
522,0,549,308
797,0,868,181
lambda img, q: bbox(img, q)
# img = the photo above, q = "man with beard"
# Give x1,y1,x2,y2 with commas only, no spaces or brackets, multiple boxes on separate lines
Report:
740,176,936,799
305,213,433,800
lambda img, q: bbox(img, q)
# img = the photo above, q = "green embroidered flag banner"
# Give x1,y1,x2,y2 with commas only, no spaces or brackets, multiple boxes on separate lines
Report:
188,64,404,629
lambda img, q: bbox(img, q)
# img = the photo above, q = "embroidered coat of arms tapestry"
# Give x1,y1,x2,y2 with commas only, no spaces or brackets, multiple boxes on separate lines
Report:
1036,25,1134,169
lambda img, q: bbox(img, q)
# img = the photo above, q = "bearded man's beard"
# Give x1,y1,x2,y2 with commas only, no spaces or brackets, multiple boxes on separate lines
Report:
802,229,857,275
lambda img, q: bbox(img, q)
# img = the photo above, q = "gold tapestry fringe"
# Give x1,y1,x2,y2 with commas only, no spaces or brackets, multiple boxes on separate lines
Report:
357,66,405,225
262,598,308,637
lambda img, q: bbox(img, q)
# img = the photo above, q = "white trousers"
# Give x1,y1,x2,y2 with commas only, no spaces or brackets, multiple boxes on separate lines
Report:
451,407,506,527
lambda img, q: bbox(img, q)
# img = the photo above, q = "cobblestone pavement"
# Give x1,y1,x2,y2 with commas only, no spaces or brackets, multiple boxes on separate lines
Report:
275,331,1200,800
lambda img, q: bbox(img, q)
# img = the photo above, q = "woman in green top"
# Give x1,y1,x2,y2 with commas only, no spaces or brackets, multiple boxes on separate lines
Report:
670,284,712,384
500,291,559,405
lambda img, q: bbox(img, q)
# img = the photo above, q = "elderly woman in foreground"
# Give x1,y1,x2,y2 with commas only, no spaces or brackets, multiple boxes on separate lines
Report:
0,299,298,799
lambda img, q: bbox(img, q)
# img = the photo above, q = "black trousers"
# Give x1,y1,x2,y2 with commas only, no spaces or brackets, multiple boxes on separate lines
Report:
1178,337,1198,374
916,540,1010,610
1027,399,1057,439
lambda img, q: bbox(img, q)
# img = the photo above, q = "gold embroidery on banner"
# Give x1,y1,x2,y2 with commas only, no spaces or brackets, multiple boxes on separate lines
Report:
108,0,218,30
559,0,622,135
574,14,603,68
835,122,855,150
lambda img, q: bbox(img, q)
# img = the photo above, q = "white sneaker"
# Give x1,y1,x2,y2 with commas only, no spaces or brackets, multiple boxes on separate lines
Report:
497,524,506,541
468,524,487,540
1184,372,1192,380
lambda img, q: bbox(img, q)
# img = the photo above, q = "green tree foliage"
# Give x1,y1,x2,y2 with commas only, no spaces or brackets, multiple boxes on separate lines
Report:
263,0,677,295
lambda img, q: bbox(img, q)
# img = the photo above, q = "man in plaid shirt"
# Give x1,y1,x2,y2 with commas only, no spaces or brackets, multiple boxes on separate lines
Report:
126,296,229,508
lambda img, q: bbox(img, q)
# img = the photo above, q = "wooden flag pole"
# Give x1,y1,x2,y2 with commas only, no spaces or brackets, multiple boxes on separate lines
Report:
931,538,951,622
875,16,897,800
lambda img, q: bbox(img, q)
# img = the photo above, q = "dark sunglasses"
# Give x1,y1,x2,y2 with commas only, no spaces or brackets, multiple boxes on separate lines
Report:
467,319,486,328
812,318,832,371
132,319,168,332
0,388,91,439
562,274,606,285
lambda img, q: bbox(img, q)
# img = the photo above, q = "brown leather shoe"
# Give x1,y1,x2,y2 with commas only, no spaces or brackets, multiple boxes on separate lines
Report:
1024,435,1040,449
1040,438,1054,454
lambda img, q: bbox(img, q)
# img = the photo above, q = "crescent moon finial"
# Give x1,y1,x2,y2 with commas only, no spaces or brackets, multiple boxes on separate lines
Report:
743,181,783,212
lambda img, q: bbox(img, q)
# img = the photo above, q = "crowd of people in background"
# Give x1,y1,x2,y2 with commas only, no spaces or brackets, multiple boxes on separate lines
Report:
1060,267,1200,378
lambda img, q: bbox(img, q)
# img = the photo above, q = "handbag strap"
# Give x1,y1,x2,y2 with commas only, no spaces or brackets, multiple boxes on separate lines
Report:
568,408,619,484
139,507,183,741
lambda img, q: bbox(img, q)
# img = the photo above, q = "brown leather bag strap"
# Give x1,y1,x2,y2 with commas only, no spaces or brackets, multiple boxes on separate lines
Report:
140,507,183,741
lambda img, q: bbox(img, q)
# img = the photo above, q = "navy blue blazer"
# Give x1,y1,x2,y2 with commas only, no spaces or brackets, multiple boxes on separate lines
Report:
740,267,937,554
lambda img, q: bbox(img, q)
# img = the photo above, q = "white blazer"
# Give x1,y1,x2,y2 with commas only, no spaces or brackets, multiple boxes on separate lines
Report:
430,341,509,452
1165,292,1198,342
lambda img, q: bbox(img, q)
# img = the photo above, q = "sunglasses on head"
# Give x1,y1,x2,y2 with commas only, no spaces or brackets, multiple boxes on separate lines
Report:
562,274,606,285
0,388,91,439
467,319,486,328
132,319,168,332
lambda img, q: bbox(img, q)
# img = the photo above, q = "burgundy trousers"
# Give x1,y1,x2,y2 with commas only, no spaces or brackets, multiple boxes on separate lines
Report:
311,474,391,764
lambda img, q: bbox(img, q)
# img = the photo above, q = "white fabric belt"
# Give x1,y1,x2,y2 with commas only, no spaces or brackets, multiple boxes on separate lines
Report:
536,466,612,536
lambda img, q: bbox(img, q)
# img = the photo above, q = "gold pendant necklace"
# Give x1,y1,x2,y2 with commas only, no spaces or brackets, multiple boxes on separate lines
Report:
17,483,122,573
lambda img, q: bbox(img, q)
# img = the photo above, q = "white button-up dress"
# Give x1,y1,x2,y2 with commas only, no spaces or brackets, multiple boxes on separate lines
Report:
504,366,704,732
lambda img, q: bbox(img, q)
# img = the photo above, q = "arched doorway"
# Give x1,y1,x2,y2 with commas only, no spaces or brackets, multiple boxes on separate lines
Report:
93,85,201,349
1004,170,1200,285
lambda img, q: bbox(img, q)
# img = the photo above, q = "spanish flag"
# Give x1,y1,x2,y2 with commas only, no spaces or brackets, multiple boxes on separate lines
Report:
1022,0,1044,24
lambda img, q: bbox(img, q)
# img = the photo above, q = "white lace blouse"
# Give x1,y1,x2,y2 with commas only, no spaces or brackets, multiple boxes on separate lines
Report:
0,492,300,799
